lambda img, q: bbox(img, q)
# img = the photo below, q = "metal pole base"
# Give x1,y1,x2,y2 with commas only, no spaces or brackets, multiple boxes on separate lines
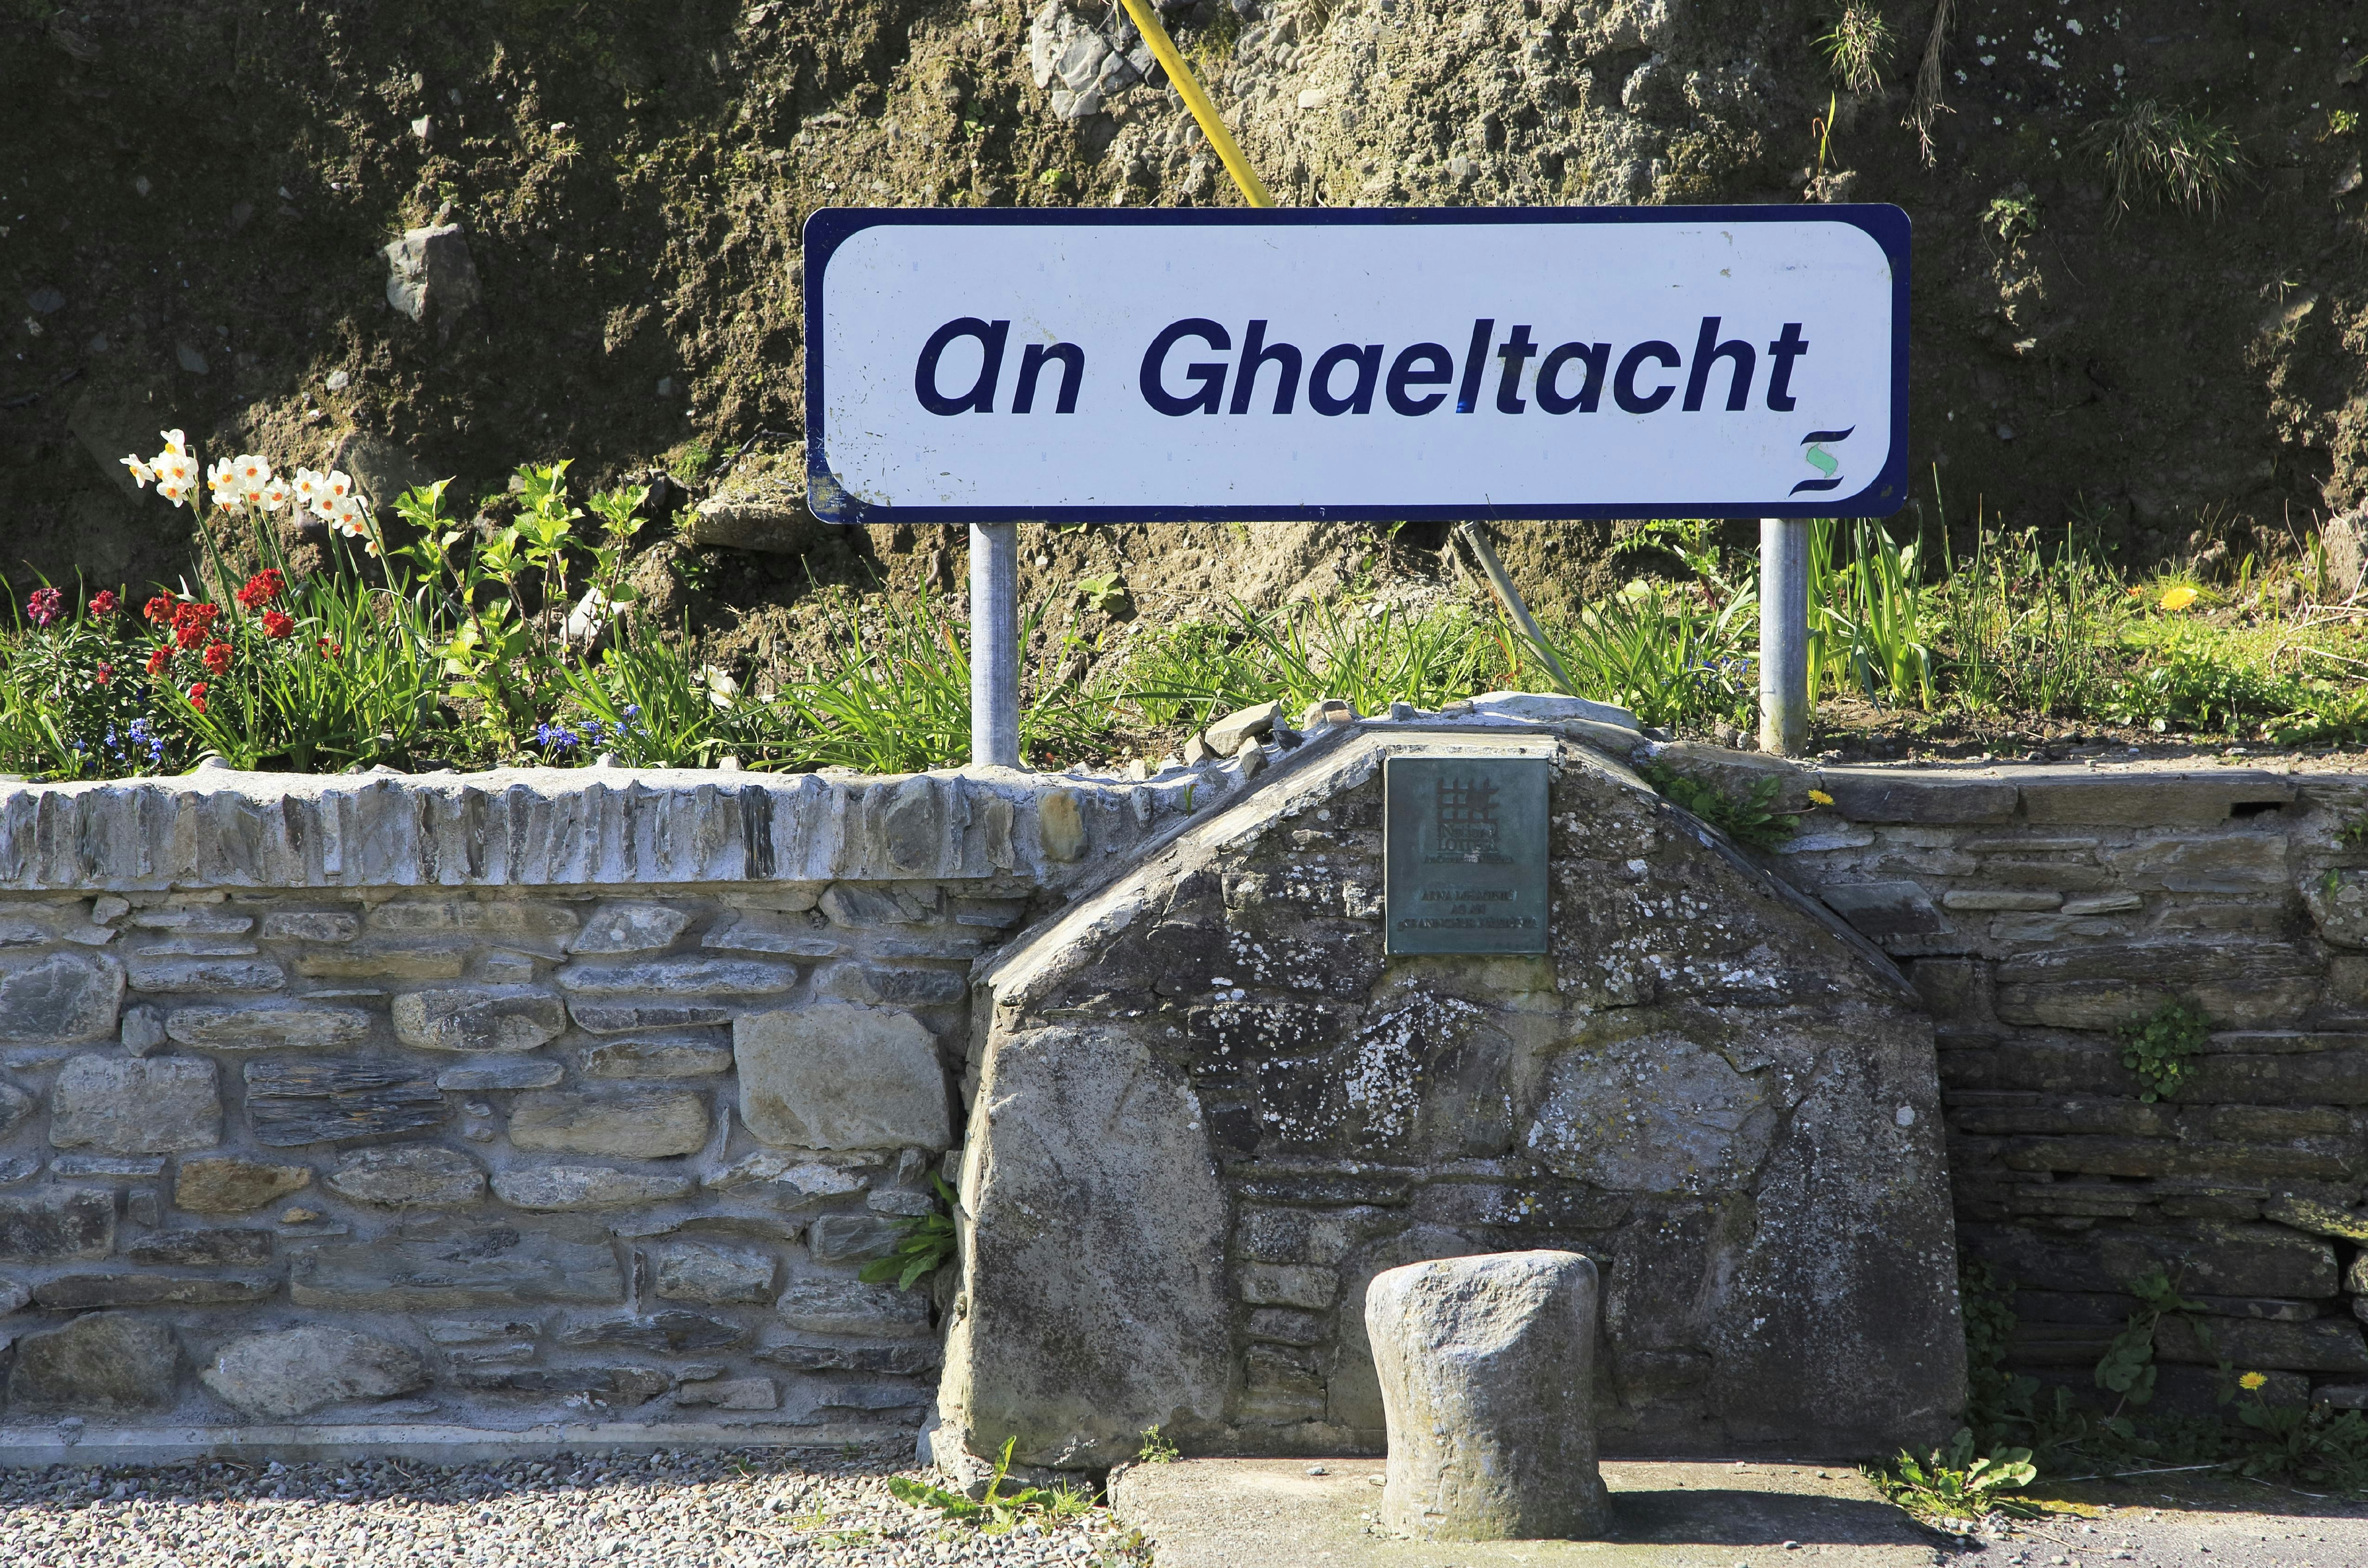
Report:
969,522,1021,770
1758,517,1810,758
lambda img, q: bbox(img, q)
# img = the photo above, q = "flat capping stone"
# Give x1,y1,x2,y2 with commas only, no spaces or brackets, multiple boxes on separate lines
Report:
1811,765,2309,827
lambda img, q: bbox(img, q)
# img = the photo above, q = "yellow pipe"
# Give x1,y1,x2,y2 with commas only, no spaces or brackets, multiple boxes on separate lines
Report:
1114,0,1276,208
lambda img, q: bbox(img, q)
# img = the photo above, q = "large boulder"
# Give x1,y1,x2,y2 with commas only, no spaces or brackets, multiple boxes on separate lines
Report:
200,1325,429,1419
8,1312,178,1412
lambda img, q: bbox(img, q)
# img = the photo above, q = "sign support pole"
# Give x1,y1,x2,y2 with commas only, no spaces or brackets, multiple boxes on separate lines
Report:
969,521,1021,769
1758,517,1810,757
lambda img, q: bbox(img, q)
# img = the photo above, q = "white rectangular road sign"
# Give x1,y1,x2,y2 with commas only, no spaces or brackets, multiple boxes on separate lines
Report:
803,206,1909,525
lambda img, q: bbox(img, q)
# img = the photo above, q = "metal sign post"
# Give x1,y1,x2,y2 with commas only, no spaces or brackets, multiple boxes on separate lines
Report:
969,521,1020,769
1759,517,1811,756
803,206,1910,766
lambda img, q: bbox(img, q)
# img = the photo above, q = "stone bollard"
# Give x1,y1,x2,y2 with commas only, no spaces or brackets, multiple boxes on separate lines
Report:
1366,1250,1610,1541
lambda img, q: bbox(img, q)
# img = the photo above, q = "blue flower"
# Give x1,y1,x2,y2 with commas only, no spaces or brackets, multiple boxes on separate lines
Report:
581,719,606,745
621,704,642,722
535,722,581,754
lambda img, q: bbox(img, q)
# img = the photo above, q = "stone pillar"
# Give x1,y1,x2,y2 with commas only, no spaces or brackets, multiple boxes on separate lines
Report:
1366,1250,1610,1541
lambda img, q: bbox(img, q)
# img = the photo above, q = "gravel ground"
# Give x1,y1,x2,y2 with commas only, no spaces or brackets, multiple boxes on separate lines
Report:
0,1445,1151,1568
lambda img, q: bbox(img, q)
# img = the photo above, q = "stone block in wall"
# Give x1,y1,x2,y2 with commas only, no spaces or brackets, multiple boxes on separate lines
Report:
2101,833,2290,893
456,1366,668,1404
50,1054,221,1153
245,1059,447,1146
568,1002,734,1034
1818,881,1946,942
1526,1036,1777,1193
567,903,693,955
2156,1315,2368,1373
653,1238,779,1303
293,942,468,980
1239,1263,1340,1310
558,1311,748,1352
701,911,840,958
2263,1193,2368,1243
578,1038,735,1079
755,1338,942,1375
124,1228,273,1266
776,1276,931,1337
815,962,967,1007
1994,942,2322,1030
1961,1221,2338,1297
392,986,567,1053
174,1156,312,1214
370,901,581,938
2017,771,2295,826
674,1376,778,1409
2188,1050,2368,1106
260,911,361,943
810,1212,901,1264
2307,869,2368,952
0,1186,114,1259
820,884,925,927
735,1002,950,1152
290,1226,625,1308
0,949,123,1043
493,1164,697,1210
164,1004,373,1051
556,958,798,997
0,1076,31,1137
6,1311,178,1412
436,1060,564,1091
1999,1136,2358,1181
200,1326,429,1418
1945,1095,2175,1138
124,955,286,993
325,1145,488,1206
507,1088,710,1157
31,1273,279,1309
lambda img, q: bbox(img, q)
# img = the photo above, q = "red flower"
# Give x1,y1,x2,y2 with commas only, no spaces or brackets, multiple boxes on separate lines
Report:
261,610,294,639
88,590,119,619
188,683,208,714
144,648,170,676
317,638,343,659
143,594,174,626
201,641,233,676
176,623,205,650
25,587,62,628
94,662,113,686
234,569,286,610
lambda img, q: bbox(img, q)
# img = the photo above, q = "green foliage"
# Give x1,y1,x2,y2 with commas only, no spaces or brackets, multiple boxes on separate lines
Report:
2083,100,2245,220
2117,1000,2211,1103
886,1438,1096,1534
1074,572,1132,616
1122,597,1504,730
1637,762,1799,852
667,439,716,485
1984,190,2040,242
1816,2,1893,95
1520,579,1757,732
1137,1425,1180,1465
2106,632,2286,737
1811,518,1935,708
1873,1429,2039,1522
858,1175,960,1291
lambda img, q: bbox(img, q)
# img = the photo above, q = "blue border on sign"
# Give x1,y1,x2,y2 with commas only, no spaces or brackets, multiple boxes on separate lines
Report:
801,204,1912,525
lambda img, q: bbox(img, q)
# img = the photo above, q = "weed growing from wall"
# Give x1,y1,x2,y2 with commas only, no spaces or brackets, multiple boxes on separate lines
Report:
2116,999,2211,1102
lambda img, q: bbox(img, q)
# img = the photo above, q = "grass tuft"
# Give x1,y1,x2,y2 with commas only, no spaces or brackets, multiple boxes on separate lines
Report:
2083,100,2245,220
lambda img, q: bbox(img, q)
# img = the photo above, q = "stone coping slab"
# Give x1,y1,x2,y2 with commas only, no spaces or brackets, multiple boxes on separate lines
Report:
0,1418,911,1469
1111,1457,1939,1567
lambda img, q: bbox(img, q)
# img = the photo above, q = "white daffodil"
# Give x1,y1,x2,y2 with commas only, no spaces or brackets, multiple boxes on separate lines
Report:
155,473,194,508
328,492,366,535
121,454,156,489
234,453,273,488
292,467,328,510
323,469,354,501
258,475,291,512
207,458,242,511
159,428,188,456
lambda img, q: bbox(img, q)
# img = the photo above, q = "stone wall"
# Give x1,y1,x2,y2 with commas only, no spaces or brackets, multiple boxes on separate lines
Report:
942,726,1966,1471
1660,745,2368,1417
0,763,1202,1464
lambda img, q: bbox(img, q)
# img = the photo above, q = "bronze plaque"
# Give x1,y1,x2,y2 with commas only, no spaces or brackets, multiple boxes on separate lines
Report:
1384,756,1550,955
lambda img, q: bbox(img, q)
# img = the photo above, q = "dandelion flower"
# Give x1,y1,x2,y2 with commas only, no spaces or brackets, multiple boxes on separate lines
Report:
2159,585,2199,612
1807,788,1835,807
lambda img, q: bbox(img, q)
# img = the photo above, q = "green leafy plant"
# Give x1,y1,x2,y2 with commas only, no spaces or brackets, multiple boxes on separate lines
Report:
667,439,715,485
2116,1000,2211,1102
859,1174,960,1290
886,1438,1095,1534
1074,572,1132,616
1874,1427,2040,1522
1984,189,2040,242
2083,100,2245,220
1637,762,1800,852
1520,579,1758,733
1137,1425,1180,1464
1817,3,1893,95
1811,517,1936,708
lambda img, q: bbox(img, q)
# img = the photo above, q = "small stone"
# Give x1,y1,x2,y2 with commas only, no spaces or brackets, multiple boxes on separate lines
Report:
424,1319,540,1344
260,911,362,942
325,1144,488,1206
0,1280,26,1314
653,1238,779,1303
1300,699,1358,729
165,1004,373,1051
814,962,967,1007
281,1207,320,1223
508,1088,711,1157
124,956,286,992
868,1186,938,1217
493,1164,696,1210
567,903,693,955
49,1153,166,1177
120,1005,168,1055
50,1054,221,1153
1038,789,1088,862
558,1310,748,1352
455,1365,668,1404
32,1272,278,1309
244,1057,446,1146
1367,1251,1609,1540
1462,691,1639,731
382,222,481,324
701,911,839,957
370,902,580,937
675,1375,778,1409
755,1337,942,1375
776,1276,931,1337
124,1185,160,1226
91,896,130,925
392,986,567,1053
0,1186,115,1260
7,1312,178,1412
810,1212,903,1264
579,1037,735,1079
735,1002,950,1151
175,1156,312,1214
1206,701,1284,753
703,1150,871,1200
569,1003,734,1034
0,1077,31,1136
294,943,468,981
291,1226,625,1309
1235,739,1269,779
201,1325,429,1418
556,958,798,997
125,1227,273,1266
